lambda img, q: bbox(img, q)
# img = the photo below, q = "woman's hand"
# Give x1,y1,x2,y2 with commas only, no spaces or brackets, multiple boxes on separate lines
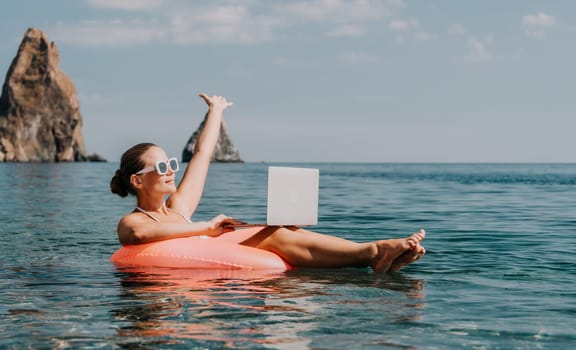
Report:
199,93,233,112
207,214,244,236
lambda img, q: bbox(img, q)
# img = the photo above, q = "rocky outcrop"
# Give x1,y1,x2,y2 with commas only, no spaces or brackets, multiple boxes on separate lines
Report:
182,117,243,163
0,28,93,162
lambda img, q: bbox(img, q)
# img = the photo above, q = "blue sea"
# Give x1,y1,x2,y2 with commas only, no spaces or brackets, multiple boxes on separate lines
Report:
0,162,575,349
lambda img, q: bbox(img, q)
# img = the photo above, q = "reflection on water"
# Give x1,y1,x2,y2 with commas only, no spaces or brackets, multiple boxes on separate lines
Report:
112,267,426,348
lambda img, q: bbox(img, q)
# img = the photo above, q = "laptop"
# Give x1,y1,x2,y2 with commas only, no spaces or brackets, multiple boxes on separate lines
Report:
232,166,319,227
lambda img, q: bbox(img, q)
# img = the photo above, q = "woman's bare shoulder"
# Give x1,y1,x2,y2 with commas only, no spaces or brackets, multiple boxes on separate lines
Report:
116,212,149,244
118,210,142,224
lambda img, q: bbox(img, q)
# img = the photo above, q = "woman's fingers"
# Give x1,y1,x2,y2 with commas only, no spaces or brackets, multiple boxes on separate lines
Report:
198,93,233,109
198,92,210,104
212,214,245,227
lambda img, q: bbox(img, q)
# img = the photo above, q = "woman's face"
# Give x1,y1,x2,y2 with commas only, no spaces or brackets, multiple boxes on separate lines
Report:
135,146,178,196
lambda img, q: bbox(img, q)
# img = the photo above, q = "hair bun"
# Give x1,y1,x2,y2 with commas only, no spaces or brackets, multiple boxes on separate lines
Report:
110,169,129,198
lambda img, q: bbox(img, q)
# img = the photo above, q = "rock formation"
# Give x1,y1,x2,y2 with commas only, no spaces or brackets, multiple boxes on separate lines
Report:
0,28,93,162
182,116,243,163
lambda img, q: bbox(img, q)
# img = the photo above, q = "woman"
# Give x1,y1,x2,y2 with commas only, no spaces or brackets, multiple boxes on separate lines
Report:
110,93,425,272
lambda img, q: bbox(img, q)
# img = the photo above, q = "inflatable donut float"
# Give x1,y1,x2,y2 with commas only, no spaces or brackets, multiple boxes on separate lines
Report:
110,227,291,270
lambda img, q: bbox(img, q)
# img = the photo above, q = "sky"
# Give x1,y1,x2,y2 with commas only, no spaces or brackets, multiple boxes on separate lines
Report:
0,0,574,163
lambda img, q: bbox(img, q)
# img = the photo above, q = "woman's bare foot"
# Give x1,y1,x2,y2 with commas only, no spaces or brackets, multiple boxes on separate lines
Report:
371,229,425,272
389,244,426,272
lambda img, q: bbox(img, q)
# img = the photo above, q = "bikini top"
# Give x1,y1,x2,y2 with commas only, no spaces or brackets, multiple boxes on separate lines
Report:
134,206,192,224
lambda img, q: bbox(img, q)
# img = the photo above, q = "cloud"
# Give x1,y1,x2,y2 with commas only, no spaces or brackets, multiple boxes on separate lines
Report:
51,19,166,47
465,36,493,62
387,0,405,7
522,12,556,39
51,0,401,47
522,12,556,27
449,23,468,36
325,25,366,37
389,18,418,31
276,0,392,22
53,2,280,46
337,51,378,63
388,18,431,42
169,5,279,44
86,0,165,11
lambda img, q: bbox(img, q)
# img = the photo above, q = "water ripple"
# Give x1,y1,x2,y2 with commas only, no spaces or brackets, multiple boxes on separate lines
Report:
1,163,575,348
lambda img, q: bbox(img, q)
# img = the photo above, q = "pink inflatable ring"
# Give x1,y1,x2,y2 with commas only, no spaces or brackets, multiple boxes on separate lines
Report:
110,227,291,270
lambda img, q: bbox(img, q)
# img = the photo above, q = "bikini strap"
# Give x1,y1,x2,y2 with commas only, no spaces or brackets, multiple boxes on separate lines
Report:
134,206,192,224
168,208,193,223
134,206,160,222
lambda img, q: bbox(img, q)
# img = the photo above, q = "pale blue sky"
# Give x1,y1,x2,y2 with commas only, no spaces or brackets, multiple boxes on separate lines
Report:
1,0,574,162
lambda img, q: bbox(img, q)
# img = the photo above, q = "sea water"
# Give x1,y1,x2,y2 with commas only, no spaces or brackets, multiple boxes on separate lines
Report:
0,162,574,349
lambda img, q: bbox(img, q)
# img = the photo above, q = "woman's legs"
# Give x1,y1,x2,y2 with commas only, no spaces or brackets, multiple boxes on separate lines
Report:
240,227,425,272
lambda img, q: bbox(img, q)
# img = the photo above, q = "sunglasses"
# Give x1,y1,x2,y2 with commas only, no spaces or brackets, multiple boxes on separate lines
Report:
136,158,180,175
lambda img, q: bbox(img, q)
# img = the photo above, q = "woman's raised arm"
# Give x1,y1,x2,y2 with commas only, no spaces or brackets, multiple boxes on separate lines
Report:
166,93,233,217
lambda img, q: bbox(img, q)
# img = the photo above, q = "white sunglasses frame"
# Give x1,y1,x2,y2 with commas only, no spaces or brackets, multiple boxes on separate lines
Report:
136,157,180,175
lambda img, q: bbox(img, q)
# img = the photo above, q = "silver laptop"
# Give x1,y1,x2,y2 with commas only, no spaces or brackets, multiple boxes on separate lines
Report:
233,166,319,227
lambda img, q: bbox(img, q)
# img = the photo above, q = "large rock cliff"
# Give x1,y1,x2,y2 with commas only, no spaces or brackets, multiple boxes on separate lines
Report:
182,117,243,163
0,28,90,162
